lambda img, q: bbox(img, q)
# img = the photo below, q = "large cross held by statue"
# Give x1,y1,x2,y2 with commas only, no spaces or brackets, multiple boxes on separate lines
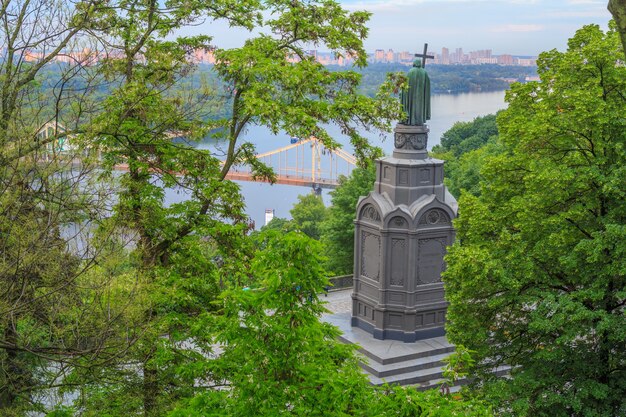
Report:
415,43,434,67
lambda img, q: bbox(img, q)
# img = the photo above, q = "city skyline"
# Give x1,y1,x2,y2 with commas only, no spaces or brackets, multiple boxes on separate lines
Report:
12,45,538,68
308,46,537,66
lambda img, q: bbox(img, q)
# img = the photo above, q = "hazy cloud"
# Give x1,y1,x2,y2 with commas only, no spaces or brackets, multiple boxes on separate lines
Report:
491,24,545,33
342,0,539,11
542,9,609,18
567,0,604,4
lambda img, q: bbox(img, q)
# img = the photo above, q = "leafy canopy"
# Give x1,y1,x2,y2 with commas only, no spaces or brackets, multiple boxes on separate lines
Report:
431,114,501,198
171,231,493,417
60,0,401,415
444,23,626,416
290,193,328,240
320,165,376,275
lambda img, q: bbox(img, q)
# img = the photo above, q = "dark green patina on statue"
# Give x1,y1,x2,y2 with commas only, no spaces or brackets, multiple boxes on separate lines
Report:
394,44,433,155
400,59,431,126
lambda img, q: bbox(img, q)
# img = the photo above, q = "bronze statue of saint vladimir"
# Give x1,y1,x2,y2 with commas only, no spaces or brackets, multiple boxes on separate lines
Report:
400,59,431,125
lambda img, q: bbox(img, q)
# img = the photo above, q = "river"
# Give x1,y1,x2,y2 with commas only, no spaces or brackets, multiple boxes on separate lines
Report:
174,90,508,228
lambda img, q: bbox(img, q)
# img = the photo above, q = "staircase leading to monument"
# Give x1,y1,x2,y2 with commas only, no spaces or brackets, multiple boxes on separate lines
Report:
325,311,456,390
325,310,511,390
357,340,454,388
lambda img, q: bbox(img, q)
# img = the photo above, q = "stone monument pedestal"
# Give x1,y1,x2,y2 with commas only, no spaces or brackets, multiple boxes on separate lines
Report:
351,123,457,342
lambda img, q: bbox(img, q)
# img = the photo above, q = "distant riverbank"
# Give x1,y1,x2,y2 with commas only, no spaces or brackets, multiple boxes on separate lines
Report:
324,63,537,96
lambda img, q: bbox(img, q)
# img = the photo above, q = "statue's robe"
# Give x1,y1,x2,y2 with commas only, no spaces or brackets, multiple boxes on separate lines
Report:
400,63,431,125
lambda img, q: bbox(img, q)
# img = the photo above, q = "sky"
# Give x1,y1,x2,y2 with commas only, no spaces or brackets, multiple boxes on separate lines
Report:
343,0,612,55
200,0,612,57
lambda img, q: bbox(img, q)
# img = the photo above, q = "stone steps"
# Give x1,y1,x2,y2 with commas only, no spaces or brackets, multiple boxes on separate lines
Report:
322,293,511,391
324,312,457,389
367,361,446,386
365,357,510,389
356,344,454,389
354,337,455,365
360,352,452,378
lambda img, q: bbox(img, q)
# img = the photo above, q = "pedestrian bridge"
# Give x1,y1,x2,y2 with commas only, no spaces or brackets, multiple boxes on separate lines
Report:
225,137,357,189
36,123,357,189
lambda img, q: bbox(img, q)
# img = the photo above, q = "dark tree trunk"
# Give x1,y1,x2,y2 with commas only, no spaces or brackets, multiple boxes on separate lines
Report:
608,0,626,56
0,319,30,409
142,361,159,417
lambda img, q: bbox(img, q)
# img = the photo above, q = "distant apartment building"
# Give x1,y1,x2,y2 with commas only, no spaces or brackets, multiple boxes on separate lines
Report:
24,50,45,62
362,46,535,67
290,50,356,66
469,49,492,62
75,48,99,65
344,51,357,65
315,51,330,65
398,51,412,63
516,57,537,66
286,54,300,64
441,47,450,65
16,44,536,69
497,54,514,65
385,49,395,63
193,48,216,64
454,47,464,64
26,48,100,66
475,57,498,64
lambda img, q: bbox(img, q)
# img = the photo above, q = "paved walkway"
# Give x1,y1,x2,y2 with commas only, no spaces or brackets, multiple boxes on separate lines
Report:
322,288,352,314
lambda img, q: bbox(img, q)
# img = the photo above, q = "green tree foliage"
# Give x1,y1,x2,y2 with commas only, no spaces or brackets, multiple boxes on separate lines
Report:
290,193,328,240
71,0,400,414
211,1,402,170
320,165,376,275
445,143,503,198
433,114,498,158
430,114,500,198
261,217,297,233
73,2,257,414
0,1,138,413
189,231,369,416
0,0,498,415
444,24,626,416
365,386,492,417
171,231,493,417
261,193,329,241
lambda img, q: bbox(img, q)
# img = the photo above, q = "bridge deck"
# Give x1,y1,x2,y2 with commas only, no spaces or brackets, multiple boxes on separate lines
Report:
225,172,339,189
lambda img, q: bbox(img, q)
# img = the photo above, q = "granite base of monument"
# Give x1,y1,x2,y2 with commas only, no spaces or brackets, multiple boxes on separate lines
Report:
351,123,458,342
